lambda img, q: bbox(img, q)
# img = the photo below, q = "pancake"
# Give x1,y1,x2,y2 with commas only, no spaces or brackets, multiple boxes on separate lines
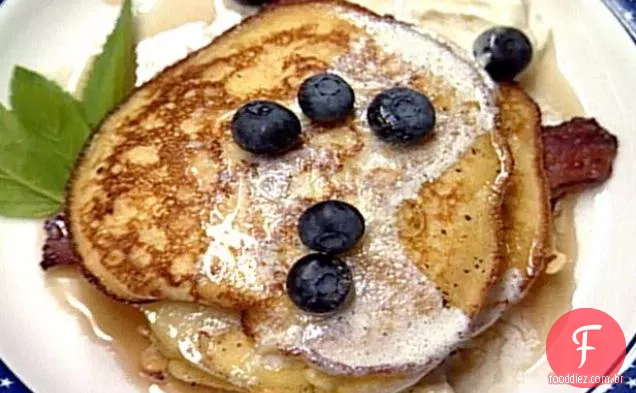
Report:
67,0,508,381
402,85,551,392
143,301,422,393
472,84,551,333
139,85,550,393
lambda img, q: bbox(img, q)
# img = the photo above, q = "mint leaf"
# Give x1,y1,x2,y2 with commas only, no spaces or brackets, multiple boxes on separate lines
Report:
10,66,91,167
0,174,62,218
0,105,66,218
81,0,136,128
0,0,137,218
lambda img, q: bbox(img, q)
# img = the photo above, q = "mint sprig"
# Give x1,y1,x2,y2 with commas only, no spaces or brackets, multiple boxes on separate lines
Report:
0,0,136,219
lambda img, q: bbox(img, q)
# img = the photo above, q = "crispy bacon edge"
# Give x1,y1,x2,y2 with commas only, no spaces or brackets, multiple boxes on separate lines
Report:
40,213,79,270
542,117,618,200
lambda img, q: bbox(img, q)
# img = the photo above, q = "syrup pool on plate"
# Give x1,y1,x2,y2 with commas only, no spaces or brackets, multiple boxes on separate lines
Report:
44,0,582,392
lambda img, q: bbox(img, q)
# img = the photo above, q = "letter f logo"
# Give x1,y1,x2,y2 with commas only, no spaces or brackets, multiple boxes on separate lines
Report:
572,324,603,368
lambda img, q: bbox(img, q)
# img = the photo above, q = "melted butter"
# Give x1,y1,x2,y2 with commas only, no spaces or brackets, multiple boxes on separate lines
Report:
353,0,550,55
103,0,216,40
47,0,581,392
520,38,585,123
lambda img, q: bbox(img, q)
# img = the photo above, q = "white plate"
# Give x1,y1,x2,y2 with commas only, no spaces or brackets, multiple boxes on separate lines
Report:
0,0,635,392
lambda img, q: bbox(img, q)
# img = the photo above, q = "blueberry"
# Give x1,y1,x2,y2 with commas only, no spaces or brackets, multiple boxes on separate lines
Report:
367,87,436,144
473,26,533,82
298,73,355,123
298,200,365,254
286,253,354,314
231,100,301,155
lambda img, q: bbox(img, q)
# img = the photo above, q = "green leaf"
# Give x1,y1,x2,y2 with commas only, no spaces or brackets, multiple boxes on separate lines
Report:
10,66,91,165
0,0,137,218
0,174,61,218
81,0,136,128
0,105,66,218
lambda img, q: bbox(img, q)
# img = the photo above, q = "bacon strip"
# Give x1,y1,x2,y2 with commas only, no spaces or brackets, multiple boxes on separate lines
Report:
543,118,618,199
41,214,79,270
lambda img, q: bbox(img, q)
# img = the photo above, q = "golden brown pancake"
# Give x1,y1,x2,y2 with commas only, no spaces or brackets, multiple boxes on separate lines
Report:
472,84,551,333
143,301,423,393
68,0,509,381
139,85,552,393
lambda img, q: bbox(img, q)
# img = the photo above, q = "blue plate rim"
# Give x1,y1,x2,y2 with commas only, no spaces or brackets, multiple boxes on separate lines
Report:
0,0,635,391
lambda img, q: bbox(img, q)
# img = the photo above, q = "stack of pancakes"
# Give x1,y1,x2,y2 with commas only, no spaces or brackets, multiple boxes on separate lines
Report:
67,1,551,392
